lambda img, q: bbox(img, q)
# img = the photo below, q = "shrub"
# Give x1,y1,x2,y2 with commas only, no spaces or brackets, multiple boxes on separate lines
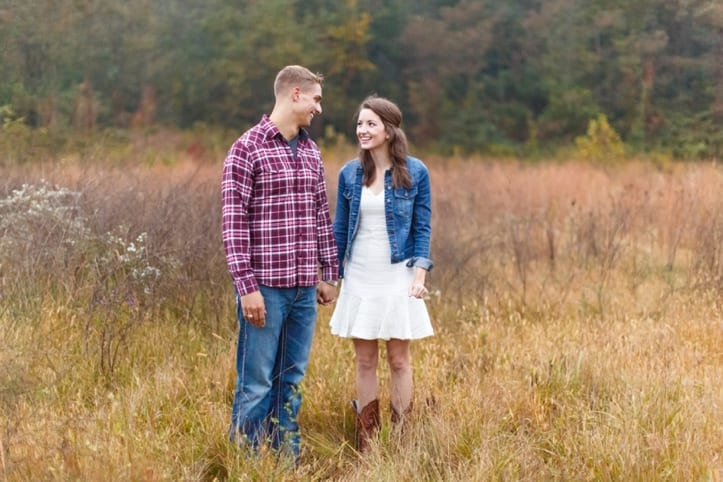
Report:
0,181,88,282
575,114,625,164
0,181,180,379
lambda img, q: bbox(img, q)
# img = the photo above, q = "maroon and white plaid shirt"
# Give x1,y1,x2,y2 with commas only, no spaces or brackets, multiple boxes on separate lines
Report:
222,115,339,296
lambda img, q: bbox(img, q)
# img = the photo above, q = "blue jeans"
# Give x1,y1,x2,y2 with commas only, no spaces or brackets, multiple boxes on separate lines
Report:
229,285,317,459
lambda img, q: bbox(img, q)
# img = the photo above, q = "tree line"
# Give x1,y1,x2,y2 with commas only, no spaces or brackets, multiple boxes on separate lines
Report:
1,0,720,158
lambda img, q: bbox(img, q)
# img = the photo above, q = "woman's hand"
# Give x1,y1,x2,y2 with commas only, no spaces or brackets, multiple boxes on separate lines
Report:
408,267,429,299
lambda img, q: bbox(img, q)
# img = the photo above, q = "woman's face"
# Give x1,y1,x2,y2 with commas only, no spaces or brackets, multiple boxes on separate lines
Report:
356,108,388,151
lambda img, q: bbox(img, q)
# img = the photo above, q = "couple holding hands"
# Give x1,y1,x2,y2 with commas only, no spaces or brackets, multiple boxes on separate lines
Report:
221,65,434,461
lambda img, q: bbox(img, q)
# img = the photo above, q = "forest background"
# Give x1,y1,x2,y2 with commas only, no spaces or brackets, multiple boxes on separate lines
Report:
1,0,722,481
1,0,722,161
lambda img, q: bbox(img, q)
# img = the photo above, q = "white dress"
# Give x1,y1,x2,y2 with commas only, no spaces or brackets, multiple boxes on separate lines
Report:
329,186,434,340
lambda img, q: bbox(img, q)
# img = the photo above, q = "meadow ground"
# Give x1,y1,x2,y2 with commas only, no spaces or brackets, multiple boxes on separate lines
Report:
0,141,721,481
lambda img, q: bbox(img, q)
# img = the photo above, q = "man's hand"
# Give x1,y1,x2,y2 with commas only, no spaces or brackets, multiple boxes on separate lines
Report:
316,281,337,305
240,290,266,327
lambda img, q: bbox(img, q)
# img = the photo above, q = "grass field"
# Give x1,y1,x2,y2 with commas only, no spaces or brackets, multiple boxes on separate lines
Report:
0,141,721,481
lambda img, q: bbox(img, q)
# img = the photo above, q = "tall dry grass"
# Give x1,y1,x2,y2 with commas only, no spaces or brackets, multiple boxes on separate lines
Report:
0,145,721,481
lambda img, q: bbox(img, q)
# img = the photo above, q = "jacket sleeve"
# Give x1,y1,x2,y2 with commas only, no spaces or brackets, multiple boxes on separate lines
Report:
315,160,340,282
333,166,350,278
409,163,434,271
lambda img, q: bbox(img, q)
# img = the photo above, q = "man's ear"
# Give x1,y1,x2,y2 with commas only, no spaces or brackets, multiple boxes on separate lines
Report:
291,86,301,102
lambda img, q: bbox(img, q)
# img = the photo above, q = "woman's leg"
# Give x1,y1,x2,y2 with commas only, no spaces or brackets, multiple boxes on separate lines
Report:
386,338,412,418
353,338,379,406
352,338,381,451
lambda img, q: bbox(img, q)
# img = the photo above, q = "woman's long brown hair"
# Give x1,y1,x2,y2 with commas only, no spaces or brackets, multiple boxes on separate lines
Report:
357,95,412,189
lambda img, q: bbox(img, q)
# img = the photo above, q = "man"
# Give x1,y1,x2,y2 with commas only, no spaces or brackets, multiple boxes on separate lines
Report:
221,65,339,460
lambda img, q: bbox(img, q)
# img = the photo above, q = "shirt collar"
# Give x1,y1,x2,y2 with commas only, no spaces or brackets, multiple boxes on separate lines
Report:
260,114,310,142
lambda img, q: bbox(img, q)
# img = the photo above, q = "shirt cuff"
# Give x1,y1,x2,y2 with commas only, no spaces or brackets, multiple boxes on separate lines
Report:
235,276,259,296
321,264,339,283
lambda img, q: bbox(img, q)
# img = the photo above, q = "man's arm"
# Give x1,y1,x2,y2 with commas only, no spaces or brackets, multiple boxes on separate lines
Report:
222,141,267,325
221,141,259,296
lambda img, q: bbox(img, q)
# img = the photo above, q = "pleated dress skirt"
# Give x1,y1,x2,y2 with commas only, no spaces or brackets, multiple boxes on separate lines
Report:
329,187,434,341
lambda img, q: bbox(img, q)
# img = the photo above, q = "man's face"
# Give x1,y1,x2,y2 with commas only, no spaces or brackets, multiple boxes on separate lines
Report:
294,83,323,127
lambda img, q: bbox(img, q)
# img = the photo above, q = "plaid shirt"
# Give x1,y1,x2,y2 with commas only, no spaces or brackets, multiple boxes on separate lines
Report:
222,115,339,296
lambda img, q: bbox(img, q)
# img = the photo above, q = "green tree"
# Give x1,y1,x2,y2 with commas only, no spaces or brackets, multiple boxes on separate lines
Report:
401,0,499,150
0,0,719,157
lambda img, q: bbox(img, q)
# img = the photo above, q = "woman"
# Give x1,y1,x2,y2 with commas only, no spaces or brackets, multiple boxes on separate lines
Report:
329,95,434,453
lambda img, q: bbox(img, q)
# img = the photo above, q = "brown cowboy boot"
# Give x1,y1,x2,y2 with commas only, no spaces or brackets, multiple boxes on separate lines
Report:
391,401,413,430
351,399,380,453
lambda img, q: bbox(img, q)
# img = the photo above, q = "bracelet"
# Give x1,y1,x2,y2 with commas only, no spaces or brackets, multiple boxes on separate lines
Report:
323,279,339,288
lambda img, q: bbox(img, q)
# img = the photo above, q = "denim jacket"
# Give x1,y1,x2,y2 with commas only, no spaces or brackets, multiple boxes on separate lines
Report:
333,156,433,278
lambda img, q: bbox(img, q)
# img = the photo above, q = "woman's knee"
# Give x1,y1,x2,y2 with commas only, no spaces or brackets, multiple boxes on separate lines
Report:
387,340,411,373
355,352,378,371
388,355,410,373
354,339,379,371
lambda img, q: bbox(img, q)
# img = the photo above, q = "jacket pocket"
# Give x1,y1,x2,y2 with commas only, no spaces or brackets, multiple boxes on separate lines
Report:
393,186,417,218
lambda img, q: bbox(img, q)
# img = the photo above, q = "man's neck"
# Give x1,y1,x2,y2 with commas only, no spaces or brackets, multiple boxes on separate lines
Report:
269,110,299,141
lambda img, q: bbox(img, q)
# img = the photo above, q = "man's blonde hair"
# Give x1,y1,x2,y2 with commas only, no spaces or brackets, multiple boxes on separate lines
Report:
274,65,324,97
